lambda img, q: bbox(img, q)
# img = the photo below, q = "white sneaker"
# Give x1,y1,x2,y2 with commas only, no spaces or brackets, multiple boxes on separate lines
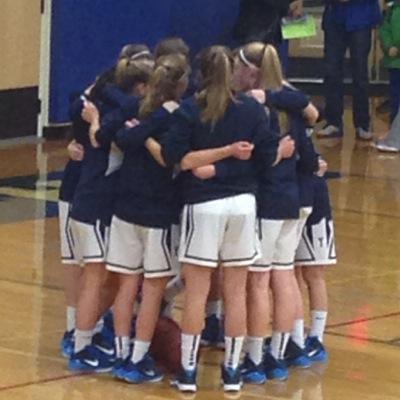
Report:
356,127,373,141
374,141,399,153
317,125,342,138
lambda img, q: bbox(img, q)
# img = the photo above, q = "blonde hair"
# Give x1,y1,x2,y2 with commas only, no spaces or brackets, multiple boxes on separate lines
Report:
139,53,190,118
114,57,154,93
240,42,284,91
240,42,290,133
196,46,236,125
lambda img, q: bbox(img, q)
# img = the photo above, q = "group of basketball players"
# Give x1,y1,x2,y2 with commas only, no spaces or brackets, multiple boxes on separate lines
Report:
57,37,337,393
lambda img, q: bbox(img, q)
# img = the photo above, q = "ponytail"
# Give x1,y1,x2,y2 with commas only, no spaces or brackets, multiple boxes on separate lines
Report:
139,54,190,118
197,46,235,125
240,42,283,91
115,57,153,94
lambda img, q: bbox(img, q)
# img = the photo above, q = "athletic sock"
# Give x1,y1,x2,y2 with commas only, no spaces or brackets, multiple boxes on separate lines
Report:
131,340,150,363
74,329,93,353
270,332,290,360
181,334,200,371
115,336,131,360
309,310,328,343
93,317,104,334
246,336,264,365
291,319,305,349
224,336,245,370
206,300,223,318
66,306,76,332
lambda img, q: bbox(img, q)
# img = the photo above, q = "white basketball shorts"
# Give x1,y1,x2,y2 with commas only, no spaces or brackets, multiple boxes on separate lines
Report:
179,194,259,268
106,216,180,278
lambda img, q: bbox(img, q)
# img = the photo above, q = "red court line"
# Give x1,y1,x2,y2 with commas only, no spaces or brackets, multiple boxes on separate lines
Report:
326,311,400,329
325,331,395,346
0,372,87,392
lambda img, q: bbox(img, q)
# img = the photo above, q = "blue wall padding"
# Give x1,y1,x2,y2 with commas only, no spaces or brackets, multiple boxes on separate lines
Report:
49,0,240,123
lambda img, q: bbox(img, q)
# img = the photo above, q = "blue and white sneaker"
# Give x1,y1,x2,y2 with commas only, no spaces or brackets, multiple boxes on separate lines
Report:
68,345,114,373
240,356,267,384
305,337,328,363
264,352,289,381
92,332,115,359
285,339,312,369
61,330,74,358
171,368,197,393
122,354,163,384
221,365,243,392
111,357,130,380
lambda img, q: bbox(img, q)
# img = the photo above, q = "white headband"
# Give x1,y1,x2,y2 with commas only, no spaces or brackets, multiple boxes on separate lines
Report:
239,48,255,68
130,50,151,61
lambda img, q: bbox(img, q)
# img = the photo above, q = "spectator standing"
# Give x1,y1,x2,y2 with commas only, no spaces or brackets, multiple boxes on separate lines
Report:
318,0,382,140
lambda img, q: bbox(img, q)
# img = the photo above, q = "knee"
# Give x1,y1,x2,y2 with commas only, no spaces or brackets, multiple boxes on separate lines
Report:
302,267,325,286
248,272,269,296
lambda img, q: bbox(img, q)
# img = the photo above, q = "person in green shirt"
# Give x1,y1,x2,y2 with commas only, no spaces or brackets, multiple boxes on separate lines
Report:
380,0,400,122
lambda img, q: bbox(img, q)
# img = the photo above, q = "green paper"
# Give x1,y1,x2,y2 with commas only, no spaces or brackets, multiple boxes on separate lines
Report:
281,15,317,40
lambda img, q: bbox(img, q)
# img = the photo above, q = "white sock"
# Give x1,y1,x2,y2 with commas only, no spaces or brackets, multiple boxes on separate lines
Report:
181,334,200,371
93,317,104,334
310,310,328,343
206,300,222,318
246,336,264,365
66,306,76,332
74,329,93,353
270,332,290,360
224,336,244,370
291,319,305,349
131,340,150,363
115,336,131,360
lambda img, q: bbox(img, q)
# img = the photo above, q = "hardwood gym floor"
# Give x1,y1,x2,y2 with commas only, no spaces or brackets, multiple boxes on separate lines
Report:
0,104,399,400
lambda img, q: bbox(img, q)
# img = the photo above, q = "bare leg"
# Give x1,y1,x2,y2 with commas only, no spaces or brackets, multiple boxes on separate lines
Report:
181,264,213,334
113,273,141,337
76,263,107,331
135,277,170,341
247,271,270,337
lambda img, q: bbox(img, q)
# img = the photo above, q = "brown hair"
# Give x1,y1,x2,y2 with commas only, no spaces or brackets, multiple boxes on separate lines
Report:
114,57,154,93
196,46,236,125
154,37,190,60
240,42,284,91
139,53,190,118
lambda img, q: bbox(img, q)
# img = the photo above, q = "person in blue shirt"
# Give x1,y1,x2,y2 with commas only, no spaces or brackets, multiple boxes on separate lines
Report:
58,45,153,359
227,42,320,383
318,0,381,140
160,45,292,393
105,54,191,384
67,56,153,373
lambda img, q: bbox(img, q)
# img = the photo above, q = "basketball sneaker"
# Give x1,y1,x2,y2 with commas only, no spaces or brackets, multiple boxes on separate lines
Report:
171,368,197,392
61,330,74,358
264,352,289,381
221,365,243,392
240,356,267,384
92,332,115,359
122,353,164,384
68,345,114,373
111,357,131,380
285,338,312,368
305,337,328,363
317,125,343,139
